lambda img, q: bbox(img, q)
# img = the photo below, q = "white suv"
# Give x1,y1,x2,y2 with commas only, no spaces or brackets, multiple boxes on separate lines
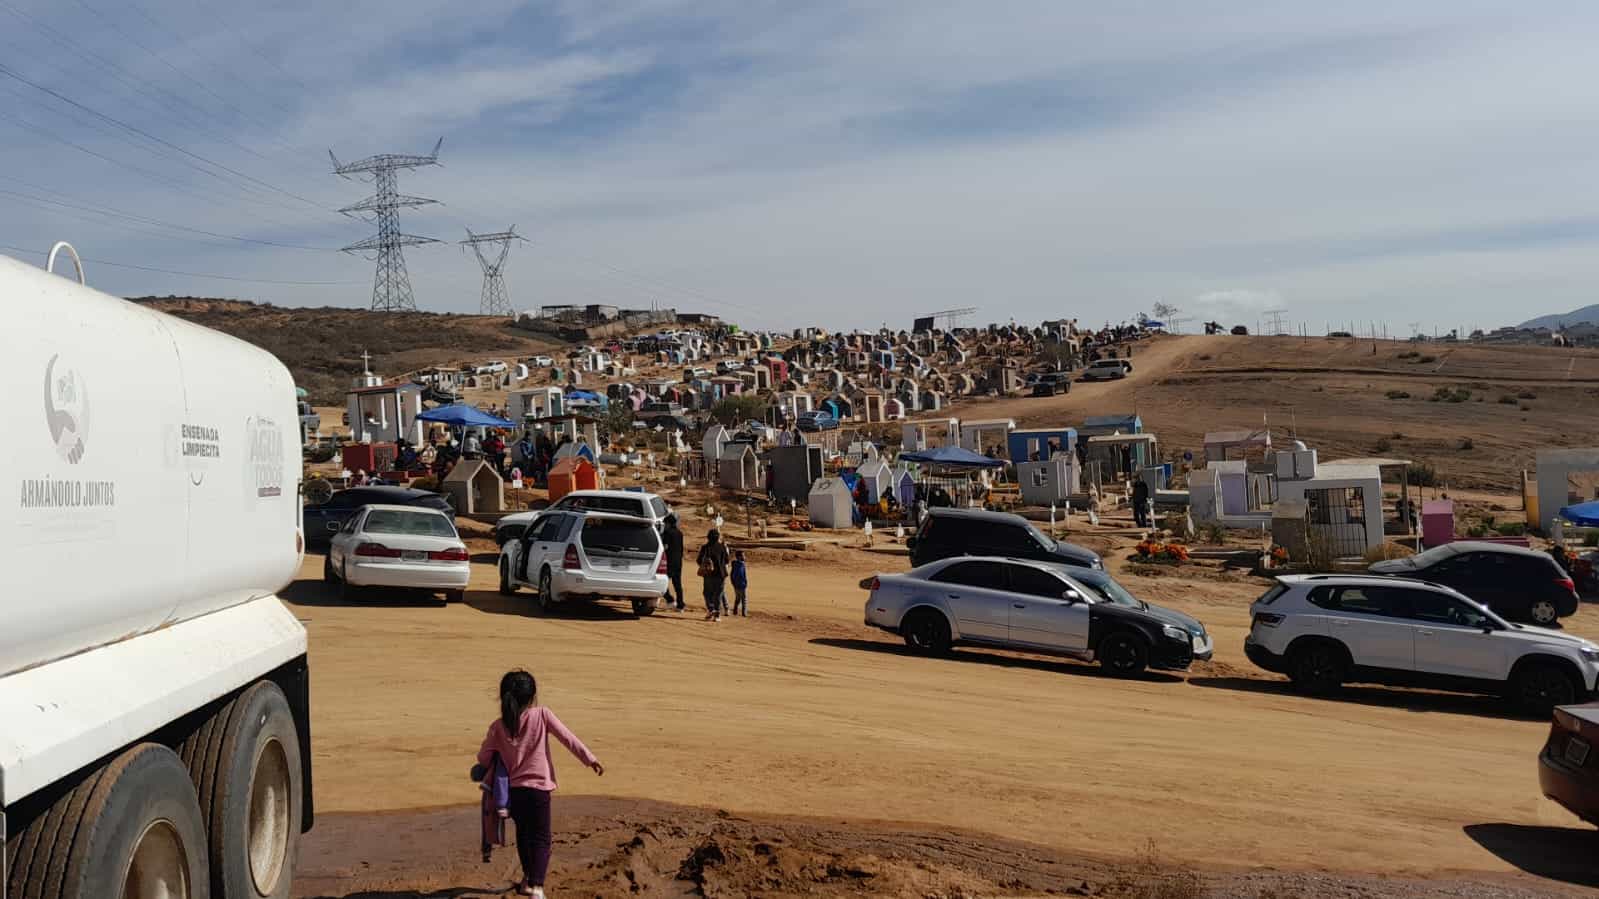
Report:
1246,575,1599,714
498,511,668,617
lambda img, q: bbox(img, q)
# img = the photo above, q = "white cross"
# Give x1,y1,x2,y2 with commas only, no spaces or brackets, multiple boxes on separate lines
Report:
360,349,372,373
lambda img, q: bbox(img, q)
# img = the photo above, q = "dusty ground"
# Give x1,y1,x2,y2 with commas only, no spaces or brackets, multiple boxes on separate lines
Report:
285,502,1599,897
292,797,1597,898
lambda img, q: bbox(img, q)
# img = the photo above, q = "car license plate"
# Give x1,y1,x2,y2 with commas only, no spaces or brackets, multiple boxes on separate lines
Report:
610,559,628,570
402,550,427,562
1567,736,1591,767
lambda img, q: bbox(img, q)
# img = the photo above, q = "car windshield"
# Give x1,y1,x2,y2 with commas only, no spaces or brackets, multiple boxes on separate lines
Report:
1025,523,1055,550
364,509,457,538
1071,571,1144,608
580,519,658,553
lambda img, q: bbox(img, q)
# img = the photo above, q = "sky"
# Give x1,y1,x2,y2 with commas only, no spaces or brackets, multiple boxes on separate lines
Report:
3,1,1599,333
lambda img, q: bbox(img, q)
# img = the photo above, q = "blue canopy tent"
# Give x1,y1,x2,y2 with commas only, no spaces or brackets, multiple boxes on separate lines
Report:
565,389,608,411
416,404,516,428
1558,500,1599,527
898,445,1005,470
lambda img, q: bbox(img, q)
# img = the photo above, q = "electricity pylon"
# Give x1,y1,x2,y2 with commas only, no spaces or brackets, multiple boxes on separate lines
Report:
460,226,527,317
330,138,442,311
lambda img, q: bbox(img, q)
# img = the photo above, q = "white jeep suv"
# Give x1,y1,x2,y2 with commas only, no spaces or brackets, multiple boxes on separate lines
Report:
1245,574,1599,714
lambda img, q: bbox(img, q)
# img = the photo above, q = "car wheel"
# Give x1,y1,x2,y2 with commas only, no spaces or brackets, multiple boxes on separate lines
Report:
900,609,951,654
1528,599,1560,626
631,598,656,617
499,559,517,596
1511,663,1577,715
537,568,555,614
444,590,464,604
322,555,337,584
1097,631,1148,677
1287,641,1347,694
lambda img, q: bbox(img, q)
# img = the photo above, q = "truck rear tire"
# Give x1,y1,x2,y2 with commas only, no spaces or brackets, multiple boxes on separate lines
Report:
200,682,302,899
61,743,209,899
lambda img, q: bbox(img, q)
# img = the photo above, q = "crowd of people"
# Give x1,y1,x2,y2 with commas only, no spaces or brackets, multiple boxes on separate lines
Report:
357,428,582,487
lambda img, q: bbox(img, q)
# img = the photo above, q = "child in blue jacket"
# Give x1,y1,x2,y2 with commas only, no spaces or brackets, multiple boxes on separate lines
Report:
730,550,749,617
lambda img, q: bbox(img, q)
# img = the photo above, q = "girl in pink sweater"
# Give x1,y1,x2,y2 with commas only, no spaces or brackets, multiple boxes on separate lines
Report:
477,669,603,897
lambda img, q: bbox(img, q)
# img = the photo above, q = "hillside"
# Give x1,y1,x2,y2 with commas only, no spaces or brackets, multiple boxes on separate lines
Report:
947,333,1599,492
1519,303,1599,330
132,298,561,403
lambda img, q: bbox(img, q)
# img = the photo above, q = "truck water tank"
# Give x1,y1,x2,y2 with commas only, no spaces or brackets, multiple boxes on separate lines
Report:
0,253,302,677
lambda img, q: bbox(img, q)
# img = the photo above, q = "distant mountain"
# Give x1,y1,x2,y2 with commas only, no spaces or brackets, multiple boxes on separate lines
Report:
1519,304,1599,330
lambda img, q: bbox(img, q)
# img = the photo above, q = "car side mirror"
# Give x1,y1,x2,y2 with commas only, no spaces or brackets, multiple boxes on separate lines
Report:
1062,590,1081,603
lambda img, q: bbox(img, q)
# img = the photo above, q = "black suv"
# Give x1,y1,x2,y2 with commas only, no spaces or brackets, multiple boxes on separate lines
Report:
1369,541,1579,626
908,508,1101,569
1031,372,1072,397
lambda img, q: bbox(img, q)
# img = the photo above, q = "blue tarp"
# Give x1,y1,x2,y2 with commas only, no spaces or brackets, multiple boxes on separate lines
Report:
415,404,516,428
1558,500,1599,527
897,445,1005,469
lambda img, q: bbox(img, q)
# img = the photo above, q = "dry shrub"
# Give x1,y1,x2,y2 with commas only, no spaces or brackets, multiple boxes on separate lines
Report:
1363,543,1414,564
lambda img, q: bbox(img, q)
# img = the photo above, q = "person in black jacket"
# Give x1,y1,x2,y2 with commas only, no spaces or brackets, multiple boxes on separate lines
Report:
696,529,731,622
1131,477,1151,528
661,514,686,611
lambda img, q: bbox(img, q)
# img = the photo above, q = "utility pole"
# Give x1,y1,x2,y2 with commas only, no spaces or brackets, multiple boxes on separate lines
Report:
460,226,527,317
330,139,443,312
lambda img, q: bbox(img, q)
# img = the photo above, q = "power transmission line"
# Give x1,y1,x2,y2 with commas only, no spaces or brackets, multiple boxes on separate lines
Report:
460,226,527,316
0,242,362,284
0,0,306,168
0,103,310,227
332,140,443,311
0,180,337,251
0,62,332,214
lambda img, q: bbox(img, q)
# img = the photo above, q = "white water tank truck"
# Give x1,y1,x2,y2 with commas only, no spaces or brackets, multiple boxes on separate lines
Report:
0,245,310,899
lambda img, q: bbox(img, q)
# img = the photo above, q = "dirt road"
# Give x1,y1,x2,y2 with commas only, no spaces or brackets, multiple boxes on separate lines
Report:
286,533,1599,895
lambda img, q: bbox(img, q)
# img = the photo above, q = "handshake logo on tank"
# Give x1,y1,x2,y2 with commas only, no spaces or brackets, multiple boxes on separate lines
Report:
44,353,89,464
20,354,116,512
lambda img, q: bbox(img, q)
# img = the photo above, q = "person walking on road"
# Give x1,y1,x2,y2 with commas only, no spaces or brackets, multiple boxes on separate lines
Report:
661,514,686,611
696,529,731,622
730,550,749,617
475,669,603,898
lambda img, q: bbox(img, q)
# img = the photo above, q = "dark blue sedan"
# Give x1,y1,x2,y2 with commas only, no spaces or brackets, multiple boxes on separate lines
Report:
303,486,453,547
